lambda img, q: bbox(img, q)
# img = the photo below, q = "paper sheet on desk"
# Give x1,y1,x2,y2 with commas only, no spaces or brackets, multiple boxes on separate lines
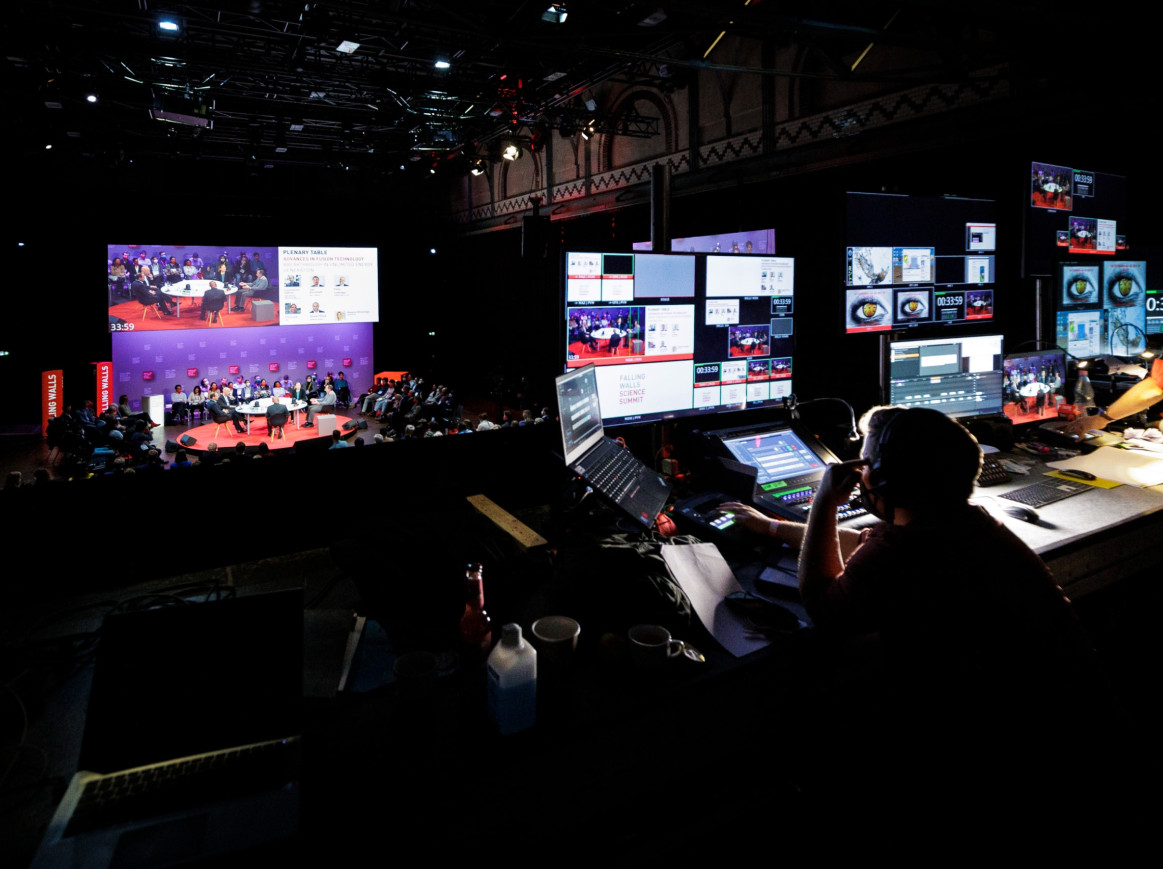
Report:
661,542,772,658
1047,446,1163,488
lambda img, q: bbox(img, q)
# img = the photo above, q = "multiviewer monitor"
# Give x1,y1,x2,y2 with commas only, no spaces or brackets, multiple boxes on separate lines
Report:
563,251,794,427
886,333,1005,419
1055,260,1148,357
844,192,997,333
1027,163,1128,277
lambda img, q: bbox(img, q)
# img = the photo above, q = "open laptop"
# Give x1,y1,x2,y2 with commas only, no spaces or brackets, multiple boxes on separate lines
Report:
33,589,303,868
555,364,671,529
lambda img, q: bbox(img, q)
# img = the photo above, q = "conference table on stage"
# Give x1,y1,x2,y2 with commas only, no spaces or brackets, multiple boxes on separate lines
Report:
234,397,308,435
161,280,240,319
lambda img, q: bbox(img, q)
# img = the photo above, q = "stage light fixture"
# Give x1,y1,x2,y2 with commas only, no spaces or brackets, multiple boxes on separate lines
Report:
502,142,522,161
541,4,568,24
470,158,486,176
434,59,451,69
86,94,98,104
336,40,360,54
581,120,595,140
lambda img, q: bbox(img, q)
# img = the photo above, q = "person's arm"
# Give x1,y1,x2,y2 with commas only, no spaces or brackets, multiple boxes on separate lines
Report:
797,460,867,605
717,499,864,554
1064,361,1163,435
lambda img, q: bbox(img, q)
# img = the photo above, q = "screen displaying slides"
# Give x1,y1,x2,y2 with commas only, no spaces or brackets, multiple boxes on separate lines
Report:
278,247,380,323
564,252,795,427
844,193,997,333
566,252,696,303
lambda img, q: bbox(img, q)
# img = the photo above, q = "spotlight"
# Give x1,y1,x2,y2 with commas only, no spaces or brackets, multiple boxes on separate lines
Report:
502,143,522,161
86,94,98,104
469,158,486,176
157,17,181,34
434,59,451,70
541,4,568,24
581,120,595,140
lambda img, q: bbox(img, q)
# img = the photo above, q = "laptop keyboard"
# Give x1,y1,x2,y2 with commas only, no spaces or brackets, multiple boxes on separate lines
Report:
587,442,642,499
64,737,299,837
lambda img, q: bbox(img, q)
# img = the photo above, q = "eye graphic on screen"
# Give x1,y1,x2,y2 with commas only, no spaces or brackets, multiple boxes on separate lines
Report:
1105,270,1143,307
897,294,928,320
1063,272,1097,304
850,296,888,326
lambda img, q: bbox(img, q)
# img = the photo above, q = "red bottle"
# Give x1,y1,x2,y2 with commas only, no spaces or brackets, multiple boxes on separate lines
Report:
460,563,492,658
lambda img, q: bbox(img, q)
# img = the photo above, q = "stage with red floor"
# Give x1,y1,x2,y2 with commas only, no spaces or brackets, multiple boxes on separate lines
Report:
177,413,356,452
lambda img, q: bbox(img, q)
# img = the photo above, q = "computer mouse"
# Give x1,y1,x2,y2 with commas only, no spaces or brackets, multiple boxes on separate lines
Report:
1001,502,1040,523
1058,468,1096,481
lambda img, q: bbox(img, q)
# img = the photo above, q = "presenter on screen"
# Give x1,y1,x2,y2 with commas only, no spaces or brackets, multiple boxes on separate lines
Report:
234,268,269,312
1063,357,1163,435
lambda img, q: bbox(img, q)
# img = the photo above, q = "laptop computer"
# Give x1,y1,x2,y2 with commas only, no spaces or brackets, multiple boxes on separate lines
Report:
33,589,303,868
555,364,671,529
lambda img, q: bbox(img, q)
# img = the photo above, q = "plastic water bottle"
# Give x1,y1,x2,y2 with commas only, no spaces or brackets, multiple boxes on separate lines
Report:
1074,371,1095,407
487,624,537,734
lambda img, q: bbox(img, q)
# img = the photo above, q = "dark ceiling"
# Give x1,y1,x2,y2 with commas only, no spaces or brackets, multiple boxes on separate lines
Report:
8,0,1085,191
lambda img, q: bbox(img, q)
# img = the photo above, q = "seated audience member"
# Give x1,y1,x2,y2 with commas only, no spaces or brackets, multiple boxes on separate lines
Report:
476,413,496,431
170,384,188,422
303,384,337,427
187,385,206,420
329,429,350,449
202,442,222,465
170,449,193,470
118,394,157,427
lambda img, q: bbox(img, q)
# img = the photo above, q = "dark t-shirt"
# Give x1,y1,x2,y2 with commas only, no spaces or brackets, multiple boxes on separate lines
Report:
806,504,1103,720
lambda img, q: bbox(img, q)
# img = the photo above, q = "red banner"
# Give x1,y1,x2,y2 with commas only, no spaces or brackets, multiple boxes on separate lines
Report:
94,361,113,413
42,369,63,434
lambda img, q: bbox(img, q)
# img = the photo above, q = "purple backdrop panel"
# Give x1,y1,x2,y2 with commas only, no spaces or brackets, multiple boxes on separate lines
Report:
111,322,375,412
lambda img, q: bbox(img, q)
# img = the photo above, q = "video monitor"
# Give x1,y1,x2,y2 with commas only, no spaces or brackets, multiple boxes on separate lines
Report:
1054,260,1148,356
563,252,795,427
107,245,380,331
632,228,776,254
886,333,1005,419
1026,163,1127,276
107,243,379,416
844,193,997,333
1002,348,1068,424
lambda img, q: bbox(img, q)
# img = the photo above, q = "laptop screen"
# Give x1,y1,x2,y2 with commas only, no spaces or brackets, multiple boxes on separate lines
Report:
555,364,605,466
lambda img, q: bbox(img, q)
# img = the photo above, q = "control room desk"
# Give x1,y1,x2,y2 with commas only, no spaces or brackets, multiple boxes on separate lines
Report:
972,456,1163,598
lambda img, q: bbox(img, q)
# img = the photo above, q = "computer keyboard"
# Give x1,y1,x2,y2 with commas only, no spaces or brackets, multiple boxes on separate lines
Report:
588,442,641,495
64,737,299,837
999,479,1089,509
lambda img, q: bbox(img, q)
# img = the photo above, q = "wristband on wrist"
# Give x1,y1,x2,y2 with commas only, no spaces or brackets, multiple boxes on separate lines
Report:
768,520,780,538
1099,410,1116,422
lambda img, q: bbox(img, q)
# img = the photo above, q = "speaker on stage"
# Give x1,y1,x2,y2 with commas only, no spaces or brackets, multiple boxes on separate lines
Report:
165,440,181,453
343,419,358,431
179,434,197,446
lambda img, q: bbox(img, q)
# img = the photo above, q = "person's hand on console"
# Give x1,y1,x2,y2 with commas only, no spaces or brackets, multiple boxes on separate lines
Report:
814,459,868,509
1061,410,1109,438
717,501,775,536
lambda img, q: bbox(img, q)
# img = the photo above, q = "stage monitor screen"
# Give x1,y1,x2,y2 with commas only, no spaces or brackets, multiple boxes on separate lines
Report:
1002,348,1068,425
1026,163,1127,277
107,245,379,331
845,193,997,333
886,333,1005,419
563,252,794,427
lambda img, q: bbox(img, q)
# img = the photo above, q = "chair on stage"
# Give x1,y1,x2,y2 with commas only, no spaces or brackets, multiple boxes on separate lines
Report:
208,405,236,439
267,406,289,442
202,292,228,326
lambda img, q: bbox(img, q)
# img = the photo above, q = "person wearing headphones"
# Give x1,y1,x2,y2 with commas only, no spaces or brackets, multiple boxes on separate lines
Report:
720,406,1100,714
